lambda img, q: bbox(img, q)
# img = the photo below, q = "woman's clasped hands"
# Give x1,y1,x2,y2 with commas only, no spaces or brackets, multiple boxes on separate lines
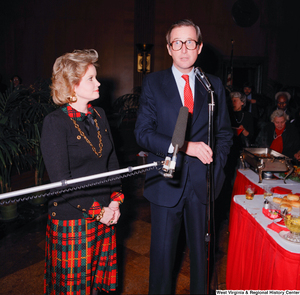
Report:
100,201,121,226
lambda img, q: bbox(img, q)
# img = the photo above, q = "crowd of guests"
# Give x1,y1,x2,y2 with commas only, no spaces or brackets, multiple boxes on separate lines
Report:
227,83,300,164
217,84,300,221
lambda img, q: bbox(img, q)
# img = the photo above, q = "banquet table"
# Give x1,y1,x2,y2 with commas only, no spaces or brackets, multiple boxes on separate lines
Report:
226,169,300,290
232,168,300,197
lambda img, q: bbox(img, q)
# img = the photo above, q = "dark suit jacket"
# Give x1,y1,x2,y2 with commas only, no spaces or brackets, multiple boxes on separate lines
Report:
134,68,233,207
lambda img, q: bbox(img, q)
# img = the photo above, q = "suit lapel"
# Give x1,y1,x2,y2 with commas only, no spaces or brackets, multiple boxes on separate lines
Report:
162,68,183,112
192,79,209,124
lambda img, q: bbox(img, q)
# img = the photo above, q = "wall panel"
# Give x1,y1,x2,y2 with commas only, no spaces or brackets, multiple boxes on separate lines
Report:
0,0,299,106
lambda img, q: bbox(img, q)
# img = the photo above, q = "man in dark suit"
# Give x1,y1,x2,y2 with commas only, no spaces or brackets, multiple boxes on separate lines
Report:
243,82,271,138
134,19,233,294
243,82,262,120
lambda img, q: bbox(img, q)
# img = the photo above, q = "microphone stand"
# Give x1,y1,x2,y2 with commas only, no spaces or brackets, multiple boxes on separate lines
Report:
194,67,215,294
0,162,160,202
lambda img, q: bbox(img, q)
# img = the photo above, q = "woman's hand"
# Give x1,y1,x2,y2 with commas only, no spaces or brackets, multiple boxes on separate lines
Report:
109,201,119,211
100,206,115,226
108,201,121,225
239,125,249,137
294,150,300,161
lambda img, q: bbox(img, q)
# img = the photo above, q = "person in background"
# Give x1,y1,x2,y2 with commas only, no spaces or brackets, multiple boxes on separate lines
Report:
243,82,267,120
275,91,294,120
217,91,254,222
256,109,300,160
230,91,255,148
134,19,233,294
243,82,270,137
263,91,296,124
10,75,22,89
41,49,124,295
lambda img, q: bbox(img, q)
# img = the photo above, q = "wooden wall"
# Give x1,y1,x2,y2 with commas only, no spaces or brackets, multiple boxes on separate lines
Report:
1,0,136,106
0,0,299,107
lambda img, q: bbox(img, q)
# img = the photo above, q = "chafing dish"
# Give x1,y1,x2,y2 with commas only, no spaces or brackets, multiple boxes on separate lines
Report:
240,147,294,183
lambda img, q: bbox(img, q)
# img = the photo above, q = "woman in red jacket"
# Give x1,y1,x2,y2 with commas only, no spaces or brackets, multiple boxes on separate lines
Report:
256,109,300,160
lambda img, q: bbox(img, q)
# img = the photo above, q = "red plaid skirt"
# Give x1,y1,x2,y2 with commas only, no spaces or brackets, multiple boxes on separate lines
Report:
44,202,118,294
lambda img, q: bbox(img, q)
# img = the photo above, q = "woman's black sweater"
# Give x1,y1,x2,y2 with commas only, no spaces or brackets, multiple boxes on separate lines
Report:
41,107,121,219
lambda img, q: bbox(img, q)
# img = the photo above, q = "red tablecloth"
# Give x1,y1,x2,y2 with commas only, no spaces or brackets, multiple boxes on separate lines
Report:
229,170,265,230
231,170,266,196
226,171,300,290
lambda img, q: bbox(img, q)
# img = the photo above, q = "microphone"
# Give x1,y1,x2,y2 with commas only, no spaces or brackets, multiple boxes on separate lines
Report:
163,106,189,178
194,67,212,92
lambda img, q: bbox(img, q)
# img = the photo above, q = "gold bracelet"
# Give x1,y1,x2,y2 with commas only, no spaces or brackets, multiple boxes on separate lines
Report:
95,208,105,222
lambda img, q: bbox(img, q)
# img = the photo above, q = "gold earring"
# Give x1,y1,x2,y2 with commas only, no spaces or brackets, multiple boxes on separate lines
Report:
70,93,77,102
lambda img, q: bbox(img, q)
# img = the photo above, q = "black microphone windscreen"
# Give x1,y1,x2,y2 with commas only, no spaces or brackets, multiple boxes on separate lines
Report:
171,106,189,148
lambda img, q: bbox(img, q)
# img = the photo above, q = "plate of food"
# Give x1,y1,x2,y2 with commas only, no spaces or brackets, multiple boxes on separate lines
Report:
262,208,281,219
279,166,300,182
272,194,300,214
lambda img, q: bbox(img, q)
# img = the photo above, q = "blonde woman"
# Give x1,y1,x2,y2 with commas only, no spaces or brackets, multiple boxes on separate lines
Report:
41,49,123,295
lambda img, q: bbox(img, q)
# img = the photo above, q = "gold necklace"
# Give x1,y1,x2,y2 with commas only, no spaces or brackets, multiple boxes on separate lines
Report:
70,109,103,158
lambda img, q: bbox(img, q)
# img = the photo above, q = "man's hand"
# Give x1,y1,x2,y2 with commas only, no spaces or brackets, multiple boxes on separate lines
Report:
181,141,213,164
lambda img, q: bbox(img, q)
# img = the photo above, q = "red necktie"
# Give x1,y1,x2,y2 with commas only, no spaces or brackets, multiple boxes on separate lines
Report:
182,75,194,114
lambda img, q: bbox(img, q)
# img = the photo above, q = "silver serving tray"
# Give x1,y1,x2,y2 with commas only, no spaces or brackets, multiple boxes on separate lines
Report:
240,147,294,183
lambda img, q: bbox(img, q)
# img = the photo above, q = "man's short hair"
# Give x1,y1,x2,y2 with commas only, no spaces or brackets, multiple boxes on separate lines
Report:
166,19,202,45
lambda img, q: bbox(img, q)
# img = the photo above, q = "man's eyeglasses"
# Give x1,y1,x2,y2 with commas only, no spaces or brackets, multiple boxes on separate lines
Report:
169,40,199,51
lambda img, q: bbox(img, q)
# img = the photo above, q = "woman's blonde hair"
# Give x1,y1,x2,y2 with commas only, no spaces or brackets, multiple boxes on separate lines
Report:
51,49,98,105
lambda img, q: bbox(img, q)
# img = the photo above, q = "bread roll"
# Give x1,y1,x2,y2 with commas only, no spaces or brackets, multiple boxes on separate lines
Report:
290,201,300,208
273,197,282,204
280,202,292,212
287,194,300,201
